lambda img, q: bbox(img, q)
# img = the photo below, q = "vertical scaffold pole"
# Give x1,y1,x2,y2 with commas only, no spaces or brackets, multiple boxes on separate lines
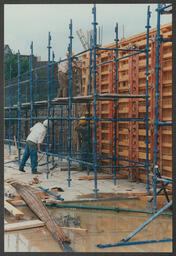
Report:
30,41,34,128
17,50,21,165
92,4,98,198
153,4,161,213
89,36,93,95
113,22,119,185
87,35,93,175
67,19,73,187
8,65,12,154
46,32,51,179
145,6,151,195
51,51,55,167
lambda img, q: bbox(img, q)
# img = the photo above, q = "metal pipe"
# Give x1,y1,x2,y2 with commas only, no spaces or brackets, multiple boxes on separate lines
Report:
158,3,172,11
148,182,170,202
8,65,12,154
4,116,145,121
17,50,21,165
96,49,146,67
97,238,172,248
30,41,34,127
153,3,161,213
92,4,98,199
45,203,172,216
98,47,142,52
158,121,172,126
67,19,73,187
113,22,119,185
51,51,55,167
46,32,51,179
122,200,172,242
145,6,151,195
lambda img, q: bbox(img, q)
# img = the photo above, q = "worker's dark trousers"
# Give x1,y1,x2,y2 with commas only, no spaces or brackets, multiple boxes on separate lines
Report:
19,141,38,173
80,143,91,171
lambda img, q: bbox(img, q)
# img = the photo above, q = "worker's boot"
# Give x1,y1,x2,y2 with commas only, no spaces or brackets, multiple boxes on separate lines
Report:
32,171,42,174
19,168,25,172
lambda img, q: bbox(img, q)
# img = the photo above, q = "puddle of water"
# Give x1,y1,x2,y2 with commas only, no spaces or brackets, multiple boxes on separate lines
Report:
4,200,172,252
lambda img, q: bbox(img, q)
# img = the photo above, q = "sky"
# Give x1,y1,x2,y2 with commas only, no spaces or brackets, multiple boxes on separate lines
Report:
4,4,172,61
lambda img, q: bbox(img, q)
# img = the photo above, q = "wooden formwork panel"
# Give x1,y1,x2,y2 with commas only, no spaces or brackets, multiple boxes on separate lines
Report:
81,23,172,181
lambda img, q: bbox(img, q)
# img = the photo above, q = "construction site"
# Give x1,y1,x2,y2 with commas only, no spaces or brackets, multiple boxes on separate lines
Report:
4,4,173,253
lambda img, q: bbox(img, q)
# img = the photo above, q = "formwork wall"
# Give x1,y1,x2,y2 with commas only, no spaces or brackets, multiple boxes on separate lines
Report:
81,23,172,182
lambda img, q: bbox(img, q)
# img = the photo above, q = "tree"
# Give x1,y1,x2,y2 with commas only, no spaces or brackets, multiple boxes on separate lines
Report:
4,53,29,81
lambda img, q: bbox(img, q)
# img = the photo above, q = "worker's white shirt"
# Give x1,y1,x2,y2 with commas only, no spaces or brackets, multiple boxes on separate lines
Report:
27,122,47,144
58,60,78,73
58,61,68,73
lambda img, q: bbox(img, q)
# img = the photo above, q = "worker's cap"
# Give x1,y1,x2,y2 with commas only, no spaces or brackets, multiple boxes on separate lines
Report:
79,116,87,125
43,119,49,128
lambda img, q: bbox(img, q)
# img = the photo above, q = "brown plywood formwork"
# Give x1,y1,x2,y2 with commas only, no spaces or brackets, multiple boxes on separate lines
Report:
81,23,172,182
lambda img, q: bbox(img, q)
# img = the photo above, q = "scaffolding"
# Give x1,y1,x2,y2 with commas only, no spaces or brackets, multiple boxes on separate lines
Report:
5,4,152,199
4,3,173,249
96,3,172,248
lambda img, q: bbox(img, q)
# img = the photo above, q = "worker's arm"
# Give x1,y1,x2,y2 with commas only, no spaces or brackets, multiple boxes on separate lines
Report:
37,129,47,151
38,143,41,151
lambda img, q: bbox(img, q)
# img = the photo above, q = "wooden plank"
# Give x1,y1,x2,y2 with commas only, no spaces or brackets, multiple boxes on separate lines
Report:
78,174,126,180
61,227,88,232
139,195,172,201
4,201,24,217
9,200,26,206
5,220,45,232
60,166,78,171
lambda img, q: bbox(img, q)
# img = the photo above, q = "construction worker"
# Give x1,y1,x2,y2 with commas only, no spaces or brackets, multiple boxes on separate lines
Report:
57,52,82,97
75,116,92,171
19,120,48,174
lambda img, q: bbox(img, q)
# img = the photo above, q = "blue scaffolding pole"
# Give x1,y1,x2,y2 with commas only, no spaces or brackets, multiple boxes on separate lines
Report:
30,41,34,128
87,35,93,175
152,3,172,213
113,22,118,186
8,65,12,154
51,51,55,167
92,4,98,198
145,6,151,195
59,105,63,154
46,32,51,179
17,50,21,165
67,19,73,187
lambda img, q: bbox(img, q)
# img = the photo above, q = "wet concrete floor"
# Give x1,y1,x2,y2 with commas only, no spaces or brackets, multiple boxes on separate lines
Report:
4,199,172,252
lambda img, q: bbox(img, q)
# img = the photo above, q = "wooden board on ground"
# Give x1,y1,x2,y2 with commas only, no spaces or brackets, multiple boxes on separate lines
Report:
5,219,45,232
60,166,78,171
5,219,87,232
116,190,172,197
78,174,126,180
61,227,87,232
139,195,172,201
8,199,26,206
4,201,24,217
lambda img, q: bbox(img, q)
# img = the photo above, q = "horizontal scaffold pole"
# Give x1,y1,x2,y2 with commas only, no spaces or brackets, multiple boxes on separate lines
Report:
97,238,172,248
45,203,172,216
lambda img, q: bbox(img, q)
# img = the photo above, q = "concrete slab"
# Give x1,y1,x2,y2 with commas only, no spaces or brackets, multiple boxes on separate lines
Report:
4,144,147,202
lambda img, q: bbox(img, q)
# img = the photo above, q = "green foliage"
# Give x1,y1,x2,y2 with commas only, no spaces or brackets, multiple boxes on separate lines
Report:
4,53,29,81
